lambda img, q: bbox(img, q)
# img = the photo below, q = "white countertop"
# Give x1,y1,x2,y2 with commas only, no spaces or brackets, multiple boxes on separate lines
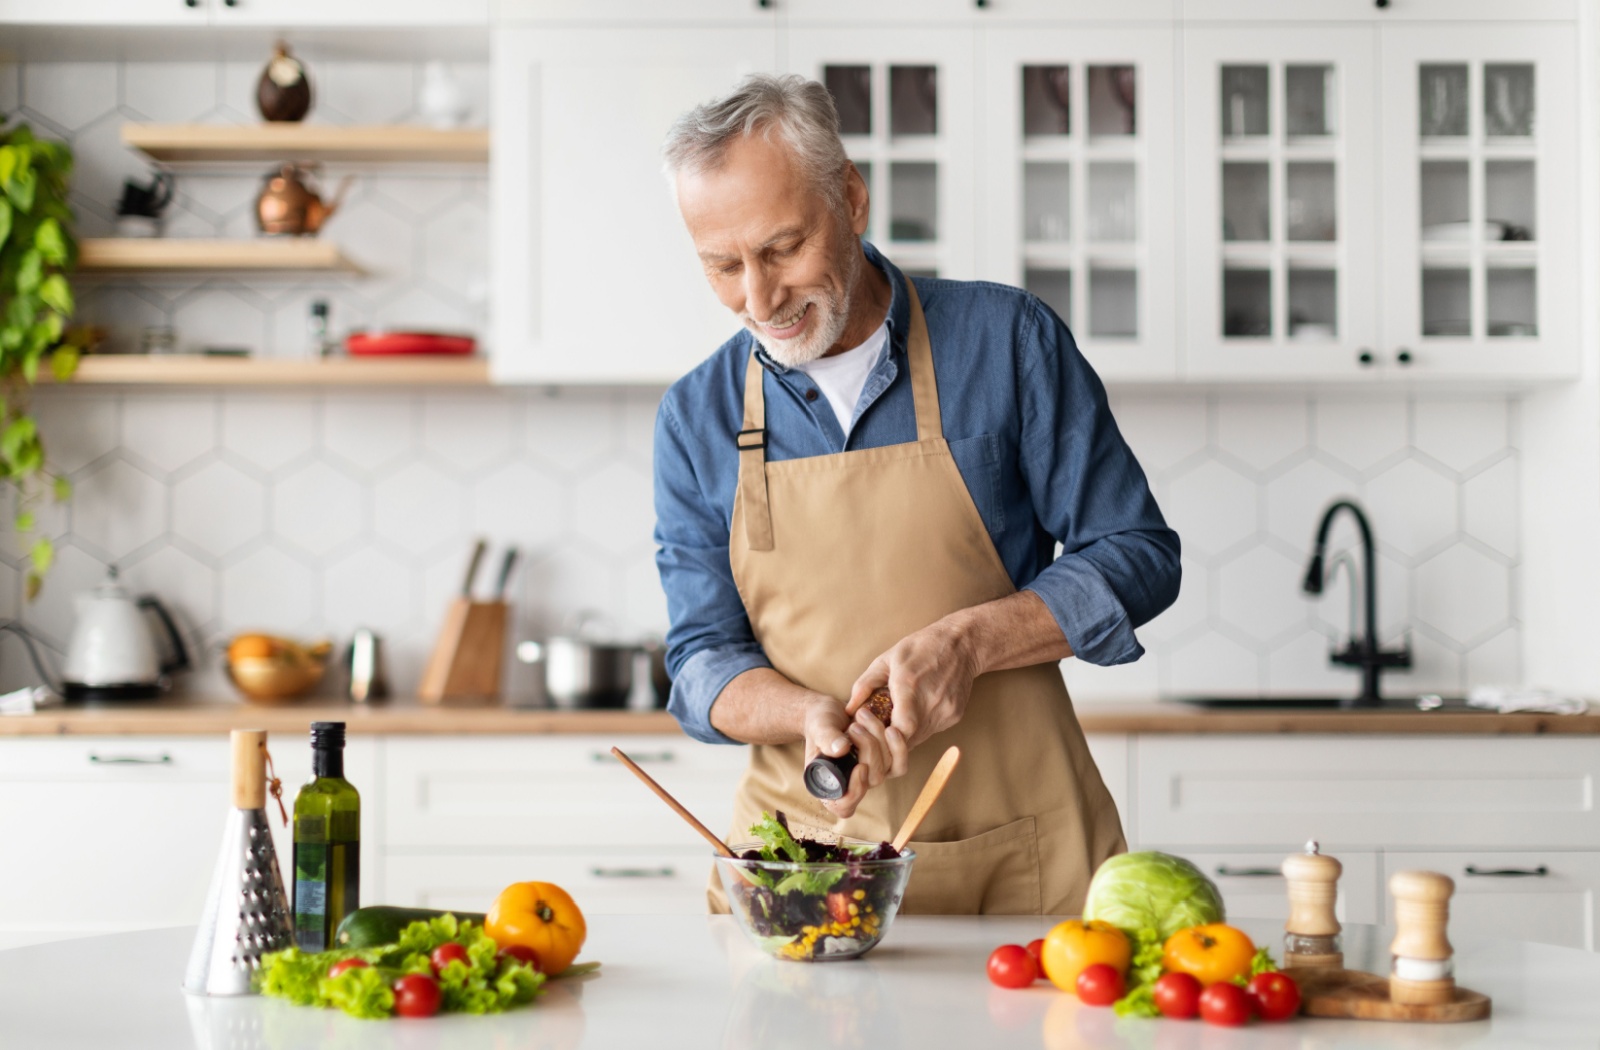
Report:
4,916,1598,1049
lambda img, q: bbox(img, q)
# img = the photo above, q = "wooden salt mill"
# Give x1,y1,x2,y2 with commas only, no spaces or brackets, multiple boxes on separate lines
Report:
1281,840,1343,970
1388,870,1456,1006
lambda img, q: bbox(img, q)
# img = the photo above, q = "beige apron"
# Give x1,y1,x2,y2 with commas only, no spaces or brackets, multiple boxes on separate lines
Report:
712,282,1125,916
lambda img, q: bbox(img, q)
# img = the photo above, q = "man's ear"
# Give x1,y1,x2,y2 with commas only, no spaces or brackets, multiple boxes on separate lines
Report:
844,162,871,236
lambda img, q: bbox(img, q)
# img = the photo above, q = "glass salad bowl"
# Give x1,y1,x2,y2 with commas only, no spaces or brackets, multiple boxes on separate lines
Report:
715,842,915,962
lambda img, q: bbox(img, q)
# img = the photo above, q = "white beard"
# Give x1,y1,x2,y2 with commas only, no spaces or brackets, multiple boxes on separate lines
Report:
743,244,863,368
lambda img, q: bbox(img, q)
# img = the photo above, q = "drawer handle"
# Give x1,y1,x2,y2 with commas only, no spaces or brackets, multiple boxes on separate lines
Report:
1214,866,1281,878
1464,864,1549,879
88,752,173,766
590,867,676,880
593,750,675,764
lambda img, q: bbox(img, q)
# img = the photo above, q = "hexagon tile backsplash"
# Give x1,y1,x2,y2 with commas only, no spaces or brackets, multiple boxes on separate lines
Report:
1,57,1520,704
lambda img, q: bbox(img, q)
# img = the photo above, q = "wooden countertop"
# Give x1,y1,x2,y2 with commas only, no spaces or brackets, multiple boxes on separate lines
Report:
2,698,1597,737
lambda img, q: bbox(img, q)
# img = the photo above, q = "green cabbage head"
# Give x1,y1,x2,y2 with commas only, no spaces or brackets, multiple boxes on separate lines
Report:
1082,851,1226,940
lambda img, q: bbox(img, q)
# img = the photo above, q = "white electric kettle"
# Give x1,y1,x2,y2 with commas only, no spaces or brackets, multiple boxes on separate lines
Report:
61,568,190,701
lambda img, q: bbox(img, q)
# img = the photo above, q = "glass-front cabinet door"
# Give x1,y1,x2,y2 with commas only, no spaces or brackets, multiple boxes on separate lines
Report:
981,28,1176,380
787,29,977,282
1183,28,1378,380
1378,25,1577,378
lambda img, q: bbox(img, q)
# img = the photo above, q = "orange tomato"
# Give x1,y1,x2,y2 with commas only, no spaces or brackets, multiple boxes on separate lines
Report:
1040,919,1131,993
1161,923,1257,986
485,882,587,976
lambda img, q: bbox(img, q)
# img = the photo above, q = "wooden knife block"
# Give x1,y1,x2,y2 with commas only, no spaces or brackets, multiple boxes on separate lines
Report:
418,599,507,705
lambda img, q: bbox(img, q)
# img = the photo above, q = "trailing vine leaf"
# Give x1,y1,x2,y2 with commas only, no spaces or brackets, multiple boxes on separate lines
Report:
29,536,52,575
38,273,71,315
52,476,70,502
0,199,11,251
34,217,65,264
14,511,33,532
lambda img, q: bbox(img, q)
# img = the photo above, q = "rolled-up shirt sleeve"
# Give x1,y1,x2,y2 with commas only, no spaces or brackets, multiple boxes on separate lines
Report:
653,394,765,745
1016,297,1182,665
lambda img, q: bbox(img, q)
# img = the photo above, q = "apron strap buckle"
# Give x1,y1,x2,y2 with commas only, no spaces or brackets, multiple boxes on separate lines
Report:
736,428,766,451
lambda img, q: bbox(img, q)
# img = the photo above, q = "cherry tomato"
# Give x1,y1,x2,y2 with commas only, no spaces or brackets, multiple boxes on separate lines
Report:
498,943,540,969
429,941,470,975
1074,963,1125,1006
1246,971,1301,1022
326,958,369,979
987,944,1038,989
1025,938,1045,974
1198,981,1253,1027
393,973,442,1018
1152,971,1203,1019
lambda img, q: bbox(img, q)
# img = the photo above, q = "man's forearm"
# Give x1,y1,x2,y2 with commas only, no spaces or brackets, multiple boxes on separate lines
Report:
708,666,835,745
946,590,1074,675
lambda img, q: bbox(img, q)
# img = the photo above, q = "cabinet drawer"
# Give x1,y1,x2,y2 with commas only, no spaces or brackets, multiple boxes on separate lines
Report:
1134,736,1600,850
1382,851,1600,952
0,737,229,933
384,735,747,849
385,851,712,915
1149,850,1380,926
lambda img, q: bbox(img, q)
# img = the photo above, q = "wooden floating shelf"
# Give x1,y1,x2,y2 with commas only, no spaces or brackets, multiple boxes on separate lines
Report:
48,355,489,387
77,238,364,275
122,123,490,165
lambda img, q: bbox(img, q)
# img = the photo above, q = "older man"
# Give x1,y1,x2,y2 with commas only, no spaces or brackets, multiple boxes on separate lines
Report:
654,74,1180,915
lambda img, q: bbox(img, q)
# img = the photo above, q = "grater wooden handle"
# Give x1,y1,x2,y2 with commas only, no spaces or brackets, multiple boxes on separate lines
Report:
232,729,268,809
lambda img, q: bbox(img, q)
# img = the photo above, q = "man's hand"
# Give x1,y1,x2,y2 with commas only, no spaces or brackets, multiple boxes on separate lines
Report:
845,591,1076,773
802,695,895,820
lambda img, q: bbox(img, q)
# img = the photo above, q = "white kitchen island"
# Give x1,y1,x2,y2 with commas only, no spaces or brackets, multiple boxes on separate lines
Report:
3,916,1596,1049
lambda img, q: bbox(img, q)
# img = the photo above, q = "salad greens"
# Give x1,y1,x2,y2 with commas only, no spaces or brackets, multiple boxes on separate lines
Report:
257,913,545,1019
748,812,847,896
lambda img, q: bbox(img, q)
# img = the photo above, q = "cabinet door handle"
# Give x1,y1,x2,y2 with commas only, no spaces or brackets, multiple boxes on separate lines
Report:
184,0,199,7
89,752,173,766
593,750,675,764
590,866,676,879
1214,865,1281,878
1395,349,1413,366
1464,864,1549,878
1357,349,1374,366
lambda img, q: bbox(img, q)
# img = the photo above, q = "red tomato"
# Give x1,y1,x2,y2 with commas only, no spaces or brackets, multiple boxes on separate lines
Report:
497,943,540,968
1074,963,1125,1006
1152,972,1203,1019
1199,982,1253,1027
393,973,442,1018
429,942,470,975
986,944,1038,989
326,958,369,979
1246,971,1301,1022
1025,938,1045,974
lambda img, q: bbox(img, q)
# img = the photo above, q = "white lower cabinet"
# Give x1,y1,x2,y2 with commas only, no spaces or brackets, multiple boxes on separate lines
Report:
387,851,715,916
1168,850,1381,926
1382,852,1600,952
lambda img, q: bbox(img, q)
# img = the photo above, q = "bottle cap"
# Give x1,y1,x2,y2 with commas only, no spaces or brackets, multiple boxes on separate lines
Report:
310,721,346,749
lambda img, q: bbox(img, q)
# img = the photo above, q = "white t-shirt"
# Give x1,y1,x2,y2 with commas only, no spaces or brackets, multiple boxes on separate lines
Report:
792,321,889,437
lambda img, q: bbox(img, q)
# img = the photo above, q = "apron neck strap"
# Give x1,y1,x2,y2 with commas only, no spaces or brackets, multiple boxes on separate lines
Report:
738,349,775,551
902,279,942,443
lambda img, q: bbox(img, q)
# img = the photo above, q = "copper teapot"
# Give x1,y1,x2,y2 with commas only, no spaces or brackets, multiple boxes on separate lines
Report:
255,164,350,236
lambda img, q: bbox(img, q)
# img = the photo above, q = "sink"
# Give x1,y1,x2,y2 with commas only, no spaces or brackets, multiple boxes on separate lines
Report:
1174,695,1485,712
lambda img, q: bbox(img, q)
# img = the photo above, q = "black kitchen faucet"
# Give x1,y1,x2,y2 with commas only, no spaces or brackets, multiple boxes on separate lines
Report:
1301,499,1413,707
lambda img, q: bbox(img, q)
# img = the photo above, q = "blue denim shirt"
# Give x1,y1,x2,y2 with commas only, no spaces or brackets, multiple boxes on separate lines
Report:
654,243,1180,744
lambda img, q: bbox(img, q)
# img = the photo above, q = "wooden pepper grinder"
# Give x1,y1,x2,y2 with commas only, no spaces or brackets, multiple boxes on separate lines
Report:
1281,839,1343,970
1388,870,1457,1006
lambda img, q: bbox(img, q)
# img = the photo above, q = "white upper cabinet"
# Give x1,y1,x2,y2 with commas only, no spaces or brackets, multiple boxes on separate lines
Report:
1184,0,1578,21
495,0,777,23
981,26,1177,381
1183,27,1379,380
1377,24,1577,378
0,0,487,24
491,26,780,384
785,28,977,283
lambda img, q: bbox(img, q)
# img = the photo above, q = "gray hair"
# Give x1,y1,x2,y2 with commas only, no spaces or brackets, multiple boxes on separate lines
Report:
662,73,851,213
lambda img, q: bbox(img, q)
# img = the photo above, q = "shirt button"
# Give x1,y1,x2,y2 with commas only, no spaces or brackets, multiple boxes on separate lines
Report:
805,389,819,402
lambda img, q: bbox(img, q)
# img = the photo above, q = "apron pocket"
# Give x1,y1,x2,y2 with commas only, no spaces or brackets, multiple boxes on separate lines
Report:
900,816,1042,916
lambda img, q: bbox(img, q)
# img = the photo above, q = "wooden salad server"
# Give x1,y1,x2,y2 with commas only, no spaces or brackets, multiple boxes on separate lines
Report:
890,746,961,852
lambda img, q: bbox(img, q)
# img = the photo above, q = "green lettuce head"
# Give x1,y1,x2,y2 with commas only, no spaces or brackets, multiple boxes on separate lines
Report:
1082,851,1226,941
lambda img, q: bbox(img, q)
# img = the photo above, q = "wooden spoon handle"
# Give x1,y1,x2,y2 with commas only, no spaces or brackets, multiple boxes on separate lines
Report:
891,746,961,853
610,746,737,858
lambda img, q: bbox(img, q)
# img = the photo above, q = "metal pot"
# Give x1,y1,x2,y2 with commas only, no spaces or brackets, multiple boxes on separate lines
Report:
517,635,638,709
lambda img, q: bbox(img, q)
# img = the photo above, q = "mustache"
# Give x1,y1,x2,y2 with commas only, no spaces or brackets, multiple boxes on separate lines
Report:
740,301,811,333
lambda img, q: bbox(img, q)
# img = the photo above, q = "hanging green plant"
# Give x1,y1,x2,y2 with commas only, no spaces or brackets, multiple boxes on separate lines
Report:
1,120,86,599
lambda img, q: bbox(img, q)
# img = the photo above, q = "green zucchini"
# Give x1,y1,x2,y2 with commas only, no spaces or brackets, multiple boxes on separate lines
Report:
334,906,488,949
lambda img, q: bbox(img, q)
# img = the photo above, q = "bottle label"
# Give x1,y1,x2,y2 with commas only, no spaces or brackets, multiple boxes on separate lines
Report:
294,841,328,951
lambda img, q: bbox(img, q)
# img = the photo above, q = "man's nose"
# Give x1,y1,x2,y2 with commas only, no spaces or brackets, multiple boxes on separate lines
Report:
742,263,782,322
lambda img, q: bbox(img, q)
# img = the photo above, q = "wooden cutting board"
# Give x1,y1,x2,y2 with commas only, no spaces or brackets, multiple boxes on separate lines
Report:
1293,967,1491,1023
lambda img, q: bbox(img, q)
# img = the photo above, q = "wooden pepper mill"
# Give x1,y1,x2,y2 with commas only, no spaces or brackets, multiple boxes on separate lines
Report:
1281,839,1343,970
1388,870,1456,1006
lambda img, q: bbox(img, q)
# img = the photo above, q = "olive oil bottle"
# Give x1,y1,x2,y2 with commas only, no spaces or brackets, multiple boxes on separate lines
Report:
293,721,360,950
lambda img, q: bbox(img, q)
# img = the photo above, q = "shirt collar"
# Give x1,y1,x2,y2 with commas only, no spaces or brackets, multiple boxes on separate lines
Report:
753,240,908,374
